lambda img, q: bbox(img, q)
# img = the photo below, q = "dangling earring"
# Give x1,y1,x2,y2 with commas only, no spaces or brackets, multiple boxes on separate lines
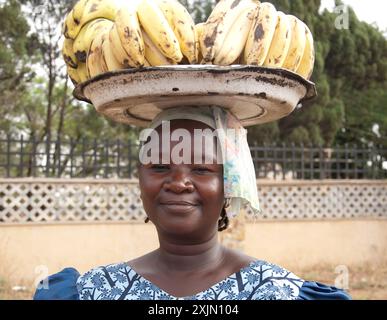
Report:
224,198,231,209
144,217,150,223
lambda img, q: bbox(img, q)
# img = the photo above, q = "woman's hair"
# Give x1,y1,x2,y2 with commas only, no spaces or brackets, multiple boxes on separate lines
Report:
218,208,229,232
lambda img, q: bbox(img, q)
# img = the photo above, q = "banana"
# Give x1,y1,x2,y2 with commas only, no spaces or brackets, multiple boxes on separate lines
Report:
67,66,81,85
63,9,80,39
77,62,89,82
72,0,90,25
101,31,125,71
86,32,108,78
144,59,151,66
200,0,257,64
73,18,113,62
155,0,197,64
142,27,176,66
137,0,182,62
243,2,278,65
62,38,78,69
66,62,88,85
214,2,258,66
282,15,306,71
64,0,119,39
296,22,315,79
194,22,205,63
115,4,145,68
264,11,291,67
109,23,138,68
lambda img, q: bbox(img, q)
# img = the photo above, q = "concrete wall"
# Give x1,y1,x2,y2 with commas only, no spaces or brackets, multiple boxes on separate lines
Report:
1,219,386,286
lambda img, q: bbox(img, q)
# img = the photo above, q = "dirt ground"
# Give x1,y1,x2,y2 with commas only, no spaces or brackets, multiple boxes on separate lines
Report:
1,263,386,300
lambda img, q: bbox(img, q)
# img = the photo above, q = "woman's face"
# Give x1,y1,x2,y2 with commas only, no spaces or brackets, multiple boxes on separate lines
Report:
138,119,224,241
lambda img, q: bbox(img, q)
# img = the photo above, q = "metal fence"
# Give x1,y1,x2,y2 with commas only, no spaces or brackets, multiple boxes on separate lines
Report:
0,135,386,179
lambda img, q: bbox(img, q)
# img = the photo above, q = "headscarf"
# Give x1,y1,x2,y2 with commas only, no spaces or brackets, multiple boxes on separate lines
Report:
140,106,261,219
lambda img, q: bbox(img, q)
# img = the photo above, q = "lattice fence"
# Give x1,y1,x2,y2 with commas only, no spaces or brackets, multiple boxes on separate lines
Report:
0,179,386,224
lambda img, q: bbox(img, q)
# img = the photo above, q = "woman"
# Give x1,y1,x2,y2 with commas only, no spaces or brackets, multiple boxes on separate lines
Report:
34,106,351,300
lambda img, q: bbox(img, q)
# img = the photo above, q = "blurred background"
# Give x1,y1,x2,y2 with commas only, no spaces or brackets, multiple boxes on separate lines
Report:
0,0,386,299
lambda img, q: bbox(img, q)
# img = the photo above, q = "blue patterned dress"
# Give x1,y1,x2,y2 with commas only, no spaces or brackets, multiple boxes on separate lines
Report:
34,260,351,300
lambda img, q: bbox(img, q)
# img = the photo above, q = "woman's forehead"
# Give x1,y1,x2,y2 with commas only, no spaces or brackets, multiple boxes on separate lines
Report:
140,119,221,165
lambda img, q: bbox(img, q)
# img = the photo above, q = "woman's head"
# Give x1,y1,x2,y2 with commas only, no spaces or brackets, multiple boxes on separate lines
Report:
137,106,261,241
139,119,228,241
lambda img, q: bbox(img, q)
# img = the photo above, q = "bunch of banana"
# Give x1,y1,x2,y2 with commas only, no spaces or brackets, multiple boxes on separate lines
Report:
242,2,315,79
199,0,260,65
199,0,315,79
62,0,200,84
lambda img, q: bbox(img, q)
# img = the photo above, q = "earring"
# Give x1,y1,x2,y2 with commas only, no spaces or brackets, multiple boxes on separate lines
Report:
224,198,231,209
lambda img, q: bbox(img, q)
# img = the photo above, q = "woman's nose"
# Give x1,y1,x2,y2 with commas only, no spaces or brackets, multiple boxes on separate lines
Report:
163,168,194,193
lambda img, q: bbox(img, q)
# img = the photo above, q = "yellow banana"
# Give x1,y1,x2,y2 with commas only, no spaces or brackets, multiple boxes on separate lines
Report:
72,0,90,25
264,11,291,67
200,0,257,64
66,62,88,85
101,31,125,71
115,5,145,68
62,38,78,69
214,2,258,66
144,59,151,66
296,23,315,79
194,22,205,63
67,66,81,85
137,0,182,62
77,62,89,82
63,9,80,39
86,32,108,78
244,2,278,65
64,0,119,39
142,27,176,66
282,15,306,71
109,23,138,68
155,0,197,64
73,18,113,62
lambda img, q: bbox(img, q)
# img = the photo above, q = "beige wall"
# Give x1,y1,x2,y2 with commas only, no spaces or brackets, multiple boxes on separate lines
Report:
1,219,386,286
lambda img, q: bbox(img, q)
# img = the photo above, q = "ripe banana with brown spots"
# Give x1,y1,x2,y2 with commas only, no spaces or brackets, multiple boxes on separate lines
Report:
63,0,119,39
155,0,197,63
137,0,183,62
200,0,259,64
142,27,177,66
86,31,109,78
282,15,306,72
114,3,146,68
264,11,291,67
296,23,315,80
73,18,113,62
213,1,258,66
243,2,278,65
62,38,78,69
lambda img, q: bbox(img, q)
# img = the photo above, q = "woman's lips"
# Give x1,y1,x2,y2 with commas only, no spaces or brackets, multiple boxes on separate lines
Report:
159,201,199,213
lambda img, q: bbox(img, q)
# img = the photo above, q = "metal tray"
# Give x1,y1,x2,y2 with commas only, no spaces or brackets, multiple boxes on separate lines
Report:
73,65,317,127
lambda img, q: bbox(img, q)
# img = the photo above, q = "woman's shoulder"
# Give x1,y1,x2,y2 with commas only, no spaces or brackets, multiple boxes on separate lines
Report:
298,280,352,300
241,259,351,300
33,267,81,300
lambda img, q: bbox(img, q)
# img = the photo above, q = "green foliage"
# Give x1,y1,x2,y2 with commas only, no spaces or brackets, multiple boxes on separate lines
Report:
0,0,386,150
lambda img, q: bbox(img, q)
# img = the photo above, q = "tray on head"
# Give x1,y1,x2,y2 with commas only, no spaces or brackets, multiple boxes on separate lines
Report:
73,65,317,127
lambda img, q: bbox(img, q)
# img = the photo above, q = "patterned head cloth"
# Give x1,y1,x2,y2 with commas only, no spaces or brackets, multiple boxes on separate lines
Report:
144,106,261,219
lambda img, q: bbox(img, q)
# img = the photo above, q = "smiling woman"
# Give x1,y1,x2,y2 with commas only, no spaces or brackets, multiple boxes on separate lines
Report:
33,106,351,300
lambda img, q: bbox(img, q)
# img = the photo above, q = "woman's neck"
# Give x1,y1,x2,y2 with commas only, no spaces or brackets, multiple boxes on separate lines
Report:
154,232,227,274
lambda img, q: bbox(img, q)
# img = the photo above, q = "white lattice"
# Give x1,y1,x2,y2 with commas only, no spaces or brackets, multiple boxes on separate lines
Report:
0,179,386,224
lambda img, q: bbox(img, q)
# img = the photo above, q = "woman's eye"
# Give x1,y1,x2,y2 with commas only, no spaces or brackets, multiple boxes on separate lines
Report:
150,165,170,172
192,167,212,174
